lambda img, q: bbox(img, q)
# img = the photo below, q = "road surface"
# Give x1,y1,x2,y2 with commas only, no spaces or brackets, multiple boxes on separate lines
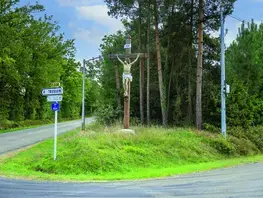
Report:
0,162,263,197
0,118,94,154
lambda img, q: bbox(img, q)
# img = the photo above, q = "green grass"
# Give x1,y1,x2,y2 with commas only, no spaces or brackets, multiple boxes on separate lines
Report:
0,123,262,181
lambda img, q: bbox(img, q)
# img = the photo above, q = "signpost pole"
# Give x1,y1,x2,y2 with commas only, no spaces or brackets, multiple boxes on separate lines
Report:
42,87,62,160
54,109,58,160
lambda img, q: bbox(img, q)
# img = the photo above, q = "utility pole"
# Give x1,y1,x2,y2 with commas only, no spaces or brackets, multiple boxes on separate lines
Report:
81,56,102,131
81,59,86,131
220,6,226,138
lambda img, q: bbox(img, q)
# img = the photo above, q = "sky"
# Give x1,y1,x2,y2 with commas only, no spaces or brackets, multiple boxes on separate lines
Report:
19,0,263,63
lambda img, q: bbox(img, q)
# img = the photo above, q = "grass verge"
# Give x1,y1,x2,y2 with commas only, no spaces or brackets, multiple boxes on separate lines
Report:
1,155,263,182
0,123,262,181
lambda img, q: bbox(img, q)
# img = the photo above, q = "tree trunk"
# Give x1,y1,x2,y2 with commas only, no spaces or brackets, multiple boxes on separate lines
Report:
140,58,144,123
114,64,121,109
165,36,170,121
187,0,194,124
196,0,204,130
146,2,151,125
154,0,167,126
166,56,174,121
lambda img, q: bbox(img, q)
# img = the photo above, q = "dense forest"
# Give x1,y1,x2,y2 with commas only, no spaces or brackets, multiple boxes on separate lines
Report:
1,0,263,131
96,0,237,129
0,0,98,128
95,0,263,130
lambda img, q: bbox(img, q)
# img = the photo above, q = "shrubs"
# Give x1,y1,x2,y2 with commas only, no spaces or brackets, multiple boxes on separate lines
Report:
228,126,263,152
245,127,263,151
95,104,121,126
0,120,17,130
229,136,259,156
209,136,234,155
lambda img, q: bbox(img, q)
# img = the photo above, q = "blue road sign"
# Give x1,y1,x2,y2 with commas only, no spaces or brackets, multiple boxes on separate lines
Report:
51,102,60,111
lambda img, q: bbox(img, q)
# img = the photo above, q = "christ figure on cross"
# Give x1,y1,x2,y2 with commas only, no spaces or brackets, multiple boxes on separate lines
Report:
117,54,140,97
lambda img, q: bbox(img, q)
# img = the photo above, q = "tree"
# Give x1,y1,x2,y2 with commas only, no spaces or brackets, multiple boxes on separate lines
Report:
101,0,236,128
153,0,167,126
0,0,86,126
196,0,204,130
226,21,263,128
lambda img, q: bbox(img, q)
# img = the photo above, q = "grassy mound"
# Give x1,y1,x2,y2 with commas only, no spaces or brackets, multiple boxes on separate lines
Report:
0,123,262,181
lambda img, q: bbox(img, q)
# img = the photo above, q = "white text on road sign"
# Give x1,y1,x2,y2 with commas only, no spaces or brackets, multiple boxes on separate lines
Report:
42,88,63,96
47,95,63,102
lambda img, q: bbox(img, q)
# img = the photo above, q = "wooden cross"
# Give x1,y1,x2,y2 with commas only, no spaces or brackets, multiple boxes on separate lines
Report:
108,34,149,129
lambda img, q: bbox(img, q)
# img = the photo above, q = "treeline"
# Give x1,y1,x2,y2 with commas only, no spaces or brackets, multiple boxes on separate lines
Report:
0,0,98,128
95,0,263,129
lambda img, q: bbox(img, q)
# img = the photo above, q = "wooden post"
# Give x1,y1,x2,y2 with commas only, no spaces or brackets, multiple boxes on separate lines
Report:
124,81,131,128
124,34,132,129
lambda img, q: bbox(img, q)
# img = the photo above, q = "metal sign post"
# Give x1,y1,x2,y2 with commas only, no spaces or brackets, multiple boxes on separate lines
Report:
54,110,58,160
42,86,63,160
51,102,60,160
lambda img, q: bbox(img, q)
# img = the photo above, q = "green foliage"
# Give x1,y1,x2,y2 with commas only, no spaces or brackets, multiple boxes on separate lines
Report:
0,119,51,131
229,136,259,156
95,105,122,126
100,0,236,126
209,136,234,155
226,21,263,128
203,123,220,133
0,1,98,127
228,126,263,152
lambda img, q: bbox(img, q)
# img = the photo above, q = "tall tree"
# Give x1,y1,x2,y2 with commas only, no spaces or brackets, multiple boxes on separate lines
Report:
196,0,204,130
0,0,87,125
138,0,144,123
153,0,167,126
146,1,151,125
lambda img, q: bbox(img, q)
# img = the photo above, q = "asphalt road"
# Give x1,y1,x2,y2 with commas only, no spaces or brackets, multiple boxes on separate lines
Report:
0,162,263,198
0,118,94,154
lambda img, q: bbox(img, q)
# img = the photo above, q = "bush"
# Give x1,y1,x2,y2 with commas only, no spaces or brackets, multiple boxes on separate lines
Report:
245,126,263,151
203,123,220,133
95,104,121,126
0,119,52,131
229,136,259,156
209,136,234,155
228,126,263,151
0,120,13,130
228,127,247,138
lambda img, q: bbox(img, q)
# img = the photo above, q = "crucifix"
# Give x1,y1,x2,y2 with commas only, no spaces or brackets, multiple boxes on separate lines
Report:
108,35,149,129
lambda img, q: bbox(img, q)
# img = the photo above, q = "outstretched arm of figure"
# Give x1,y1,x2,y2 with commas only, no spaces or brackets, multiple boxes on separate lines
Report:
130,54,140,66
117,55,125,66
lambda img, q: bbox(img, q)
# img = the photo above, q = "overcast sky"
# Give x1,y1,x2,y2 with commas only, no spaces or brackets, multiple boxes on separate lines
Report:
20,0,263,63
